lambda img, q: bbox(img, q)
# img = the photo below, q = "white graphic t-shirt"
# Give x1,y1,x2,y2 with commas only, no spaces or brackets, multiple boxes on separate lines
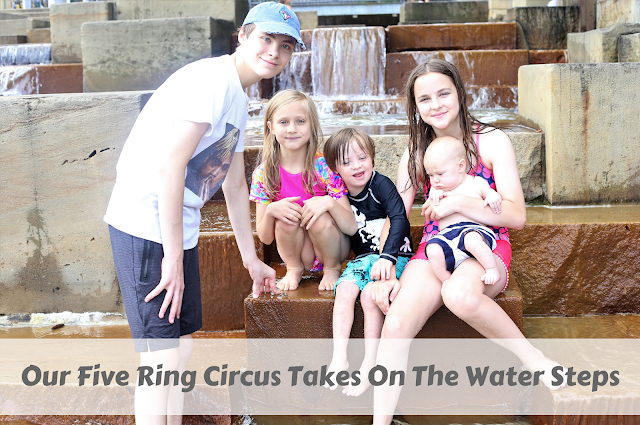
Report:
104,55,247,249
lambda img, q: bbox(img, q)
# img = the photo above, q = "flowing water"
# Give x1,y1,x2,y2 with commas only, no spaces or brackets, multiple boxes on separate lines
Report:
0,43,52,95
0,43,51,66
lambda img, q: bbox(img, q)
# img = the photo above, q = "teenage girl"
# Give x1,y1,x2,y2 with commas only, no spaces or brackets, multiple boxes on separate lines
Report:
250,89,357,291
367,59,564,424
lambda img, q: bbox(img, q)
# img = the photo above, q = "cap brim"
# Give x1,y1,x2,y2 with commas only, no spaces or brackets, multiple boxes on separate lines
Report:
254,22,305,50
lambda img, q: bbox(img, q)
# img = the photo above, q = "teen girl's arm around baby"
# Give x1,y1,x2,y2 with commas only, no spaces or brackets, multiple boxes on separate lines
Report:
423,130,525,230
223,153,278,297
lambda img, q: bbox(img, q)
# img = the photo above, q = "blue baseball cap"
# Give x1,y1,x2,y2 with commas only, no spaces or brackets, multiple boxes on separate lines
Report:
242,2,305,49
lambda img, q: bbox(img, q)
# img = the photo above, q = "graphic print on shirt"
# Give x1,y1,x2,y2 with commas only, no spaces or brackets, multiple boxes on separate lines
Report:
352,205,384,252
185,124,240,202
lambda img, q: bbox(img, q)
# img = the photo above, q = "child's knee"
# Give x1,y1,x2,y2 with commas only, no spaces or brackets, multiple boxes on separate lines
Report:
426,243,444,260
275,218,301,235
336,281,360,299
463,231,485,250
308,212,335,234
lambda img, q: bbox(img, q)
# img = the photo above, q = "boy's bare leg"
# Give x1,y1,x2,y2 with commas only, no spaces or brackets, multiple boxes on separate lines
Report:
136,344,182,425
308,213,350,291
167,335,194,425
463,232,500,285
325,281,360,389
343,283,386,397
425,243,452,284
275,219,311,290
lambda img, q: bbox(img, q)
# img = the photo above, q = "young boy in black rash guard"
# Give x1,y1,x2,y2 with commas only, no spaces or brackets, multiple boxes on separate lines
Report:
322,128,413,397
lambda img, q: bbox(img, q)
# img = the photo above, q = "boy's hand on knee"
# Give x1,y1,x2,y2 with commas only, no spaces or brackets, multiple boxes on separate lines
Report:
370,258,393,282
145,256,185,324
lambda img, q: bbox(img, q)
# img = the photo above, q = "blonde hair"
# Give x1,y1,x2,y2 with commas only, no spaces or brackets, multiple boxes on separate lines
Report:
262,89,322,199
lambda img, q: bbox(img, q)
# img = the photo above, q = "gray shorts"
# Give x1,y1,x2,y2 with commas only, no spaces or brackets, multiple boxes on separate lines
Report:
109,225,202,352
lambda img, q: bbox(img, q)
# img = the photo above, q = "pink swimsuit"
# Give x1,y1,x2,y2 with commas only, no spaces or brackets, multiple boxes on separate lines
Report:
410,133,512,292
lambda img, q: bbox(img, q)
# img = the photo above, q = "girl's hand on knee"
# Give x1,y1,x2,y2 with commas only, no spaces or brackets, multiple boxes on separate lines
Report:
267,197,302,225
370,258,393,282
369,279,397,315
300,196,333,230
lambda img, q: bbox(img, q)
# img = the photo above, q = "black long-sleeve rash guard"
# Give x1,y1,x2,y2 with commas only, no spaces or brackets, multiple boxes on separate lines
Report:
347,171,413,264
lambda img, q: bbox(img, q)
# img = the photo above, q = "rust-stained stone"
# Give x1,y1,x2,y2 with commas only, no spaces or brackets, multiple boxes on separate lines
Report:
529,49,568,64
199,233,263,331
385,50,529,95
0,64,82,95
386,23,517,53
244,272,522,338
510,223,640,316
530,415,640,425
1,414,230,425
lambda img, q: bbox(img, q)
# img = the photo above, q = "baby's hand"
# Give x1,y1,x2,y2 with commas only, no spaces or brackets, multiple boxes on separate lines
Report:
484,190,502,214
429,188,445,205
370,258,393,282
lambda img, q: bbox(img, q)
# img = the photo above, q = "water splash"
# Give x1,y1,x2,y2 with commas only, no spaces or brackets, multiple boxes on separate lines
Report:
245,81,261,101
0,65,38,96
275,51,312,92
311,27,386,97
0,43,51,66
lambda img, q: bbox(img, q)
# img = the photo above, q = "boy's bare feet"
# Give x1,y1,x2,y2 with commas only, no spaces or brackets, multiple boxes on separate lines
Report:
323,357,349,390
480,267,500,285
343,358,375,396
319,268,341,291
277,268,304,290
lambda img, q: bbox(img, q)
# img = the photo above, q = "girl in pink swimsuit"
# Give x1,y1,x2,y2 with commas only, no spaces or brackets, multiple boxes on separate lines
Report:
250,90,357,291
367,59,565,424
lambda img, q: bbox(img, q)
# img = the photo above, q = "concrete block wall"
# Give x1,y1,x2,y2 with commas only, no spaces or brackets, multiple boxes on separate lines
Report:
0,91,152,314
399,1,489,24
114,0,249,27
81,17,235,92
597,0,640,28
50,1,115,64
507,6,579,49
619,32,640,61
518,63,640,204
567,23,640,62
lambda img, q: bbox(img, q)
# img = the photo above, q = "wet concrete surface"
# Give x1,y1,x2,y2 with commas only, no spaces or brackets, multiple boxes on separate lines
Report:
4,315,640,339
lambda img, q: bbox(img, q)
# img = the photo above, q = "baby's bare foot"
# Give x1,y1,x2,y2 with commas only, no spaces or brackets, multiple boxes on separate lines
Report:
277,269,304,291
323,357,349,390
481,267,501,285
319,268,341,291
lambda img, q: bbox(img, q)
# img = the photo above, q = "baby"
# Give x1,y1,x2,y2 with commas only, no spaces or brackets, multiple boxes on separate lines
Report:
423,136,502,285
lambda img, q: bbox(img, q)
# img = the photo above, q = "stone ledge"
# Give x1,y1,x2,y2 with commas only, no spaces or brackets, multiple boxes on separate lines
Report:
386,22,517,52
243,275,523,338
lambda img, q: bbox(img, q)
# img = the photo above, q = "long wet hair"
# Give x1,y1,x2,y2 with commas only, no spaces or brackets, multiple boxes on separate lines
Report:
404,59,494,192
262,89,322,200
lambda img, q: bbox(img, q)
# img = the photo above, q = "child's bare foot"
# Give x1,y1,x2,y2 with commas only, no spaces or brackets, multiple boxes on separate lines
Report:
526,357,567,391
319,268,341,291
323,357,349,390
277,268,304,290
481,267,500,285
343,359,375,396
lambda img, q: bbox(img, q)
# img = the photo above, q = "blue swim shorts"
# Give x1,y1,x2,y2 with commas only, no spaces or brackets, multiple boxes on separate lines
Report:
334,254,410,293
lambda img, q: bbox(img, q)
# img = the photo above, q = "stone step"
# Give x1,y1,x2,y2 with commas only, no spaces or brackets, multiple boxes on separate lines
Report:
386,23,518,53
199,204,640,331
0,63,83,95
243,268,523,339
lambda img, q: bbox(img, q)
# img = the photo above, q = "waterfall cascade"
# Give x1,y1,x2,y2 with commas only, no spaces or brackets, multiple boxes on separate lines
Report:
0,43,51,66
